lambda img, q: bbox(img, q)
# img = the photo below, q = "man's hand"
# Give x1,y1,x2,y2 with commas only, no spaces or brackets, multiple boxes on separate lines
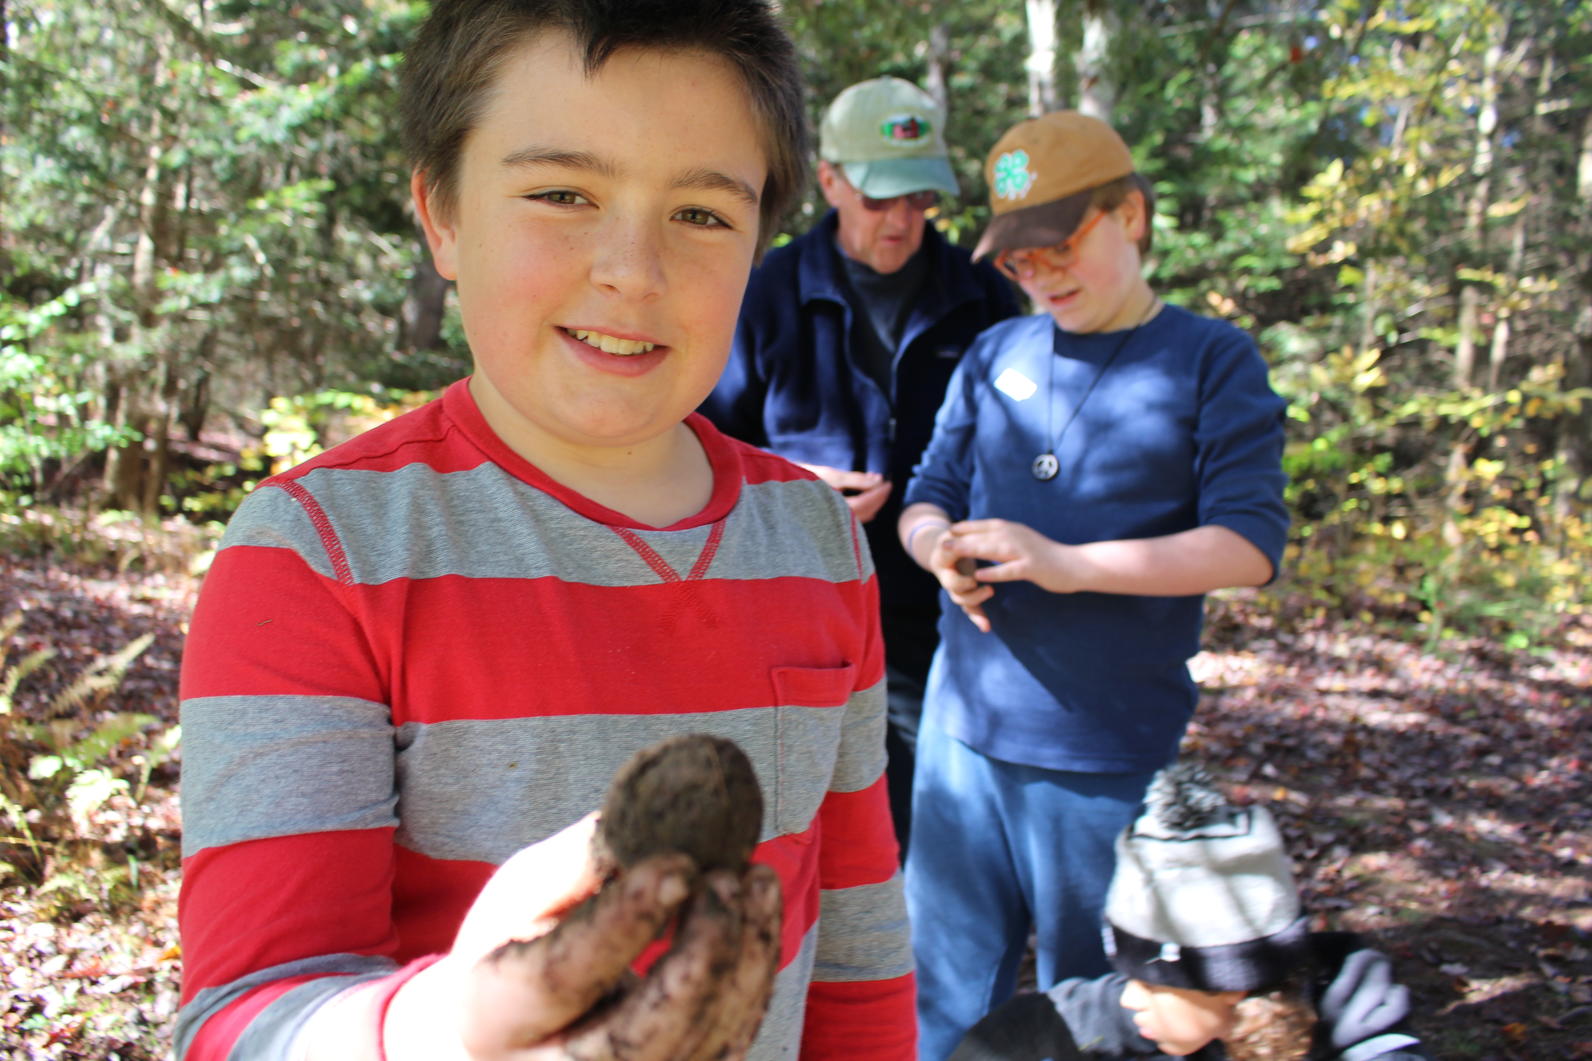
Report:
319,814,782,1061
795,462,893,523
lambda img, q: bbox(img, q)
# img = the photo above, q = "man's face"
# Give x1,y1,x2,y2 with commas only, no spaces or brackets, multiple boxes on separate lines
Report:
1119,979,1244,1056
818,161,933,275
413,30,767,466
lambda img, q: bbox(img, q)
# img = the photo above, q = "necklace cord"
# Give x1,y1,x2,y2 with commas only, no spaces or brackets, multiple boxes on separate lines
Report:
1035,298,1162,482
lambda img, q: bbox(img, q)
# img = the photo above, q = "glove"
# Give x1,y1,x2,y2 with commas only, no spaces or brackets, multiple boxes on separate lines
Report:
1316,947,1412,1053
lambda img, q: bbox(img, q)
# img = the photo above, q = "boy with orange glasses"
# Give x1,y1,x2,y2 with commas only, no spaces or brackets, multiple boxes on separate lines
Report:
897,111,1291,1059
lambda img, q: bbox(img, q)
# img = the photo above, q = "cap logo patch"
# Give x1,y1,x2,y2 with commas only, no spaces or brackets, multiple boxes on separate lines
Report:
879,114,930,144
993,149,1035,200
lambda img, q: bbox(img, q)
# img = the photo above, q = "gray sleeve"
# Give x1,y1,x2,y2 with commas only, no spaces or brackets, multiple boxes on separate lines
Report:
1046,973,1161,1056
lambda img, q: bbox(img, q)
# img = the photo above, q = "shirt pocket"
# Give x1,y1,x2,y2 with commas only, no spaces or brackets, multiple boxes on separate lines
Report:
768,661,857,838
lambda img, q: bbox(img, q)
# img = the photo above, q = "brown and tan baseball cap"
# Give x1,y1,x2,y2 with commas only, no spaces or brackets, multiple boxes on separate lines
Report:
819,77,960,199
973,110,1151,260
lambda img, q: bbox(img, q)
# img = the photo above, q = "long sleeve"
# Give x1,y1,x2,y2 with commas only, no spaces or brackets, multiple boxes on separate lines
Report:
901,321,994,521
799,521,916,1059
177,486,412,1061
1188,324,1290,581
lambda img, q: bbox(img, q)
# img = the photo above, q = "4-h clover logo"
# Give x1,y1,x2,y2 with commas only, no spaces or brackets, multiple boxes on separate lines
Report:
993,149,1035,200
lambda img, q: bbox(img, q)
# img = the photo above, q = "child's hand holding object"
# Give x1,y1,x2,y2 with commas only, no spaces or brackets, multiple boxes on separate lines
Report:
368,736,781,1061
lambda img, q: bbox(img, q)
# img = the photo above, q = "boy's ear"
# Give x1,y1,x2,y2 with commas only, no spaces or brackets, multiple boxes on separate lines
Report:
1117,187,1149,245
411,170,460,282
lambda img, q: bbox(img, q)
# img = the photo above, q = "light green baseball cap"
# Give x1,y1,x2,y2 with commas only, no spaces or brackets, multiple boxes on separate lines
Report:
819,77,959,199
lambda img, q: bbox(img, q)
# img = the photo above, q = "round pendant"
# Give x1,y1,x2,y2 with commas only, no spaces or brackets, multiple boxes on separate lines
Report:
1032,453,1059,481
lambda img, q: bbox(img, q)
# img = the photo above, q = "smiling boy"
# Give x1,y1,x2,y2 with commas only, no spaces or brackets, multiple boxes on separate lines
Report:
174,3,914,1060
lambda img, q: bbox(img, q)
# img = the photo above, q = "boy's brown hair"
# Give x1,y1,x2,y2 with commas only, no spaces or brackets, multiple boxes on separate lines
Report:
1088,174,1156,255
399,0,808,258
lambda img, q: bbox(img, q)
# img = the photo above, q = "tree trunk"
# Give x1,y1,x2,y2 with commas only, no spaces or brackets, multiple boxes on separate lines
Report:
1440,18,1504,560
103,37,170,514
1024,0,1058,116
102,402,149,512
1558,107,1592,525
1453,25,1502,391
401,249,451,354
1076,0,1118,121
922,23,950,115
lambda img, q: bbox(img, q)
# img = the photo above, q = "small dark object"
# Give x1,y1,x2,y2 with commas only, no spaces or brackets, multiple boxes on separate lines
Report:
594,734,764,874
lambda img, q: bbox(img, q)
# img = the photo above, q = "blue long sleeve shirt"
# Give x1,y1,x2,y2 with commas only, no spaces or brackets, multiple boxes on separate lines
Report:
903,306,1289,772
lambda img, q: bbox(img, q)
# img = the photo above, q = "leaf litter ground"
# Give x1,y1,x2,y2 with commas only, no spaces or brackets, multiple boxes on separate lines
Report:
0,551,1587,1059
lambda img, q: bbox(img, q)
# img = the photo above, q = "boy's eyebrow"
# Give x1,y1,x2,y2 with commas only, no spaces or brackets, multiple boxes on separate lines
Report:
501,146,617,175
500,147,758,206
673,167,760,207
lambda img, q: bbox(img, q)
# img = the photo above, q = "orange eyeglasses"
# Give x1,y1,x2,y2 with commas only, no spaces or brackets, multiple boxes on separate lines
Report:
993,210,1107,280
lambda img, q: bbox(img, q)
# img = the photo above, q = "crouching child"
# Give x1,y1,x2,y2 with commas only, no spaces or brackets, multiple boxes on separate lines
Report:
949,764,1431,1061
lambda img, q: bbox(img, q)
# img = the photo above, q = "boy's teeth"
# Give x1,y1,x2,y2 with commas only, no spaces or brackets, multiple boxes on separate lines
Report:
571,329,656,356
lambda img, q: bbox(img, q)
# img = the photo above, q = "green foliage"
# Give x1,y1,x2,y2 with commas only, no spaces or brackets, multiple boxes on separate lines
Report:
1,0,436,514
4,0,1589,653
0,288,141,499
256,388,416,471
1275,341,1592,646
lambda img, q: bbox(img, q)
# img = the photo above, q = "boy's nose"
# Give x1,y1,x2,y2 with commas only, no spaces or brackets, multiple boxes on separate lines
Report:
589,218,667,299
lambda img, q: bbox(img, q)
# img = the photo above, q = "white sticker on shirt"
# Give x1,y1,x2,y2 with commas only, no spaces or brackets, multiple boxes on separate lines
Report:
993,367,1038,401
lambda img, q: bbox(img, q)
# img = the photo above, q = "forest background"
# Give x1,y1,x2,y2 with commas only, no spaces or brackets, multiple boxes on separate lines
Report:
1,0,1589,1058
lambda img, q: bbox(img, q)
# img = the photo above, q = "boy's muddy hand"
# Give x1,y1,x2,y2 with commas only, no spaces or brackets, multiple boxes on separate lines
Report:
382,812,782,1061
461,862,782,1061
553,865,783,1061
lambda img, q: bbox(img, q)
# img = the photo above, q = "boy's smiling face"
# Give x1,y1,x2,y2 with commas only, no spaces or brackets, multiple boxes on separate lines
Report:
413,31,767,466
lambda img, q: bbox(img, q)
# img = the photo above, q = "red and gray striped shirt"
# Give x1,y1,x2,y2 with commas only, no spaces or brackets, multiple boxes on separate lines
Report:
175,380,914,1060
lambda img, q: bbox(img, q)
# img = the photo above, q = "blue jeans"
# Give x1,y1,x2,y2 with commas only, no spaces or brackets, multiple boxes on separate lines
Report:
905,716,1155,1061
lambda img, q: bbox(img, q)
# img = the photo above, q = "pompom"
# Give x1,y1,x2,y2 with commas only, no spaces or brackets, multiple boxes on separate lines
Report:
1141,761,1232,832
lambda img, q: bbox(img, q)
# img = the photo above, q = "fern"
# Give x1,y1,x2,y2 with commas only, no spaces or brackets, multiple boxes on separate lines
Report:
1,610,57,717
47,632,154,718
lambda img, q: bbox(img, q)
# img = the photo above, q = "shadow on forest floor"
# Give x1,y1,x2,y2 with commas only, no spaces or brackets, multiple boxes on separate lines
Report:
1188,594,1592,1059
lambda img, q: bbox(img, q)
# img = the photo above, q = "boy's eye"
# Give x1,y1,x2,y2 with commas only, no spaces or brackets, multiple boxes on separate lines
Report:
527,189,588,206
673,206,728,228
